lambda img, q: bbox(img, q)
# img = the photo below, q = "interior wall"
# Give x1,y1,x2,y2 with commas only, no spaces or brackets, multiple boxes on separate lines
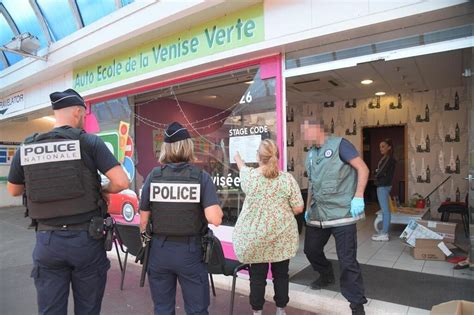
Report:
134,98,225,183
287,85,469,216
0,117,54,207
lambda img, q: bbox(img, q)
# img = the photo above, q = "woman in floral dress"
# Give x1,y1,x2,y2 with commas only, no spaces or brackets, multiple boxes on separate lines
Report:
233,139,304,315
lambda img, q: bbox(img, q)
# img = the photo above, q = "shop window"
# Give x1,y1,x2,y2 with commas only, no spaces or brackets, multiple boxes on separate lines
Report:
132,66,277,226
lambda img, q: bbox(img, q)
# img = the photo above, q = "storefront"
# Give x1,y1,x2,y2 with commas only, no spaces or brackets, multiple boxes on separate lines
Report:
1,0,473,277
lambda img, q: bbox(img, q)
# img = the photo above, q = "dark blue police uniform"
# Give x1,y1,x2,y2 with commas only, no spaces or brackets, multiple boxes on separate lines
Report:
8,90,120,315
140,163,220,315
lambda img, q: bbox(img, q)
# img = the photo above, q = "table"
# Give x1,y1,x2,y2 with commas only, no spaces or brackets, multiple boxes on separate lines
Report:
373,207,429,232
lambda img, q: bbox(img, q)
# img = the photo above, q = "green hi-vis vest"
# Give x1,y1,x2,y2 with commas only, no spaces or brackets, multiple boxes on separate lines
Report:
305,137,364,228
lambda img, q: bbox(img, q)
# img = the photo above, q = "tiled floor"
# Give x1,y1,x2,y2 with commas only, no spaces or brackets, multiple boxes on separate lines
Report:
288,210,474,280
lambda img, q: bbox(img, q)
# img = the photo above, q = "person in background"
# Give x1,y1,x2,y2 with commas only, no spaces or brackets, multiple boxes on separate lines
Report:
233,139,304,315
372,139,396,242
7,88,129,314
302,120,369,315
139,122,223,315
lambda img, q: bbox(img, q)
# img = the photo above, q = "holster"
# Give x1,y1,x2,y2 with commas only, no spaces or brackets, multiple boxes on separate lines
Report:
201,229,215,264
88,216,104,239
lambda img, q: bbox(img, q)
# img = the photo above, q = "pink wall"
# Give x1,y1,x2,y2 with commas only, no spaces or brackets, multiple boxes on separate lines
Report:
134,98,225,179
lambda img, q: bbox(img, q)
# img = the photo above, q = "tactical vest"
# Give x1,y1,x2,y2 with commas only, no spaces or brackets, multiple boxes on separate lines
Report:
21,127,101,220
305,137,363,228
149,164,206,236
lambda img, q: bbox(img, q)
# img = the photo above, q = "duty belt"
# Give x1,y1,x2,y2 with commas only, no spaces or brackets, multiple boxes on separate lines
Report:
36,221,90,231
155,235,201,243
306,213,365,228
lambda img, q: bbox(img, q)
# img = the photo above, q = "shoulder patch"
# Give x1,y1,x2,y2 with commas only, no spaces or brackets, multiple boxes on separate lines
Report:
324,149,333,158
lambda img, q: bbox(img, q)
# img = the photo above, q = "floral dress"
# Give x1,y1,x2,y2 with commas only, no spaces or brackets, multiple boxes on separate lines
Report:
232,166,304,264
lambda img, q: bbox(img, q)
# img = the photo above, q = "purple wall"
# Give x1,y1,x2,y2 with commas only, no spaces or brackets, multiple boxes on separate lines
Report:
135,98,226,180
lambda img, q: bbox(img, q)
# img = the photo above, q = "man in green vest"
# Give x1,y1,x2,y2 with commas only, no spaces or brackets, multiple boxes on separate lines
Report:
302,120,369,315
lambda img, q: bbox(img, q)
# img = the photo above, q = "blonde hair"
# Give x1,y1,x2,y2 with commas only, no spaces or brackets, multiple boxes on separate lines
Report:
159,138,196,164
258,139,280,179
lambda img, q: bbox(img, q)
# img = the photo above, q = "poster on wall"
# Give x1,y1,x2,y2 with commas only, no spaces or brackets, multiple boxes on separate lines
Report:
229,134,261,163
0,142,20,165
153,129,165,159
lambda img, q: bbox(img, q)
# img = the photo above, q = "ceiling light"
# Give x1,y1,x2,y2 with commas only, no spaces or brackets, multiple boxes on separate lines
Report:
205,95,217,99
360,79,373,85
375,91,386,96
42,116,56,122
245,80,254,84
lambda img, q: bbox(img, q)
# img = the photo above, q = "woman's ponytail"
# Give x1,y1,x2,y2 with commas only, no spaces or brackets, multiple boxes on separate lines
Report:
259,139,280,179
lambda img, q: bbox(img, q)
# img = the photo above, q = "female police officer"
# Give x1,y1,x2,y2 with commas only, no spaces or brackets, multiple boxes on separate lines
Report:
139,122,223,315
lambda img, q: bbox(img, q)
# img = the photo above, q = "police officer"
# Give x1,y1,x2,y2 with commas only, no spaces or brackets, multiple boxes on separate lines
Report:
139,122,223,315
302,120,369,315
7,89,129,314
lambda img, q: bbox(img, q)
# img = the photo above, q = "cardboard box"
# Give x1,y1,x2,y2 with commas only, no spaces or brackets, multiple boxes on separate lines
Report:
400,220,443,247
412,239,446,261
431,300,474,315
417,220,457,244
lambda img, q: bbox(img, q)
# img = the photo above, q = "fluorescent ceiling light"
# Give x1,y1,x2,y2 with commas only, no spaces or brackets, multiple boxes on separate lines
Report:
245,80,254,84
375,91,386,96
361,79,373,85
205,95,217,99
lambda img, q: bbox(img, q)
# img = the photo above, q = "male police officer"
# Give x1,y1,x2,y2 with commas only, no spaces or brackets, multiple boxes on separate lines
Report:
139,122,223,315
302,120,369,315
7,88,129,314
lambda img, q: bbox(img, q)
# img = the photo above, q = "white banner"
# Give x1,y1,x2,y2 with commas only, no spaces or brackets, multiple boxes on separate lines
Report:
0,91,25,116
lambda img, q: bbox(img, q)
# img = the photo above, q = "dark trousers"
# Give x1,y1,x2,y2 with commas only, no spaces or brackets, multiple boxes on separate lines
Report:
148,237,209,315
304,224,367,305
249,259,290,311
32,231,110,315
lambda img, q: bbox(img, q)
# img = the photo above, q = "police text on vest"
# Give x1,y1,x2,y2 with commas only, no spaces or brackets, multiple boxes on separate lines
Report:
150,183,201,203
20,141,81,166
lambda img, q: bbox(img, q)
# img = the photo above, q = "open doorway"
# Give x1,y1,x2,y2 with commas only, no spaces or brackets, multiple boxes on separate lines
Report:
363,125,406,205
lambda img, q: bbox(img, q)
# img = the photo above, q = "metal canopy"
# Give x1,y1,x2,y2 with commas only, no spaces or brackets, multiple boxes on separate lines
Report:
0,0,134,69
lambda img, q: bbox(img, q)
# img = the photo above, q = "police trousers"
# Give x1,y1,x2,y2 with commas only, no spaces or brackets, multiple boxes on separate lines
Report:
32,231,110,315
304,224,367,305
148,236,209,315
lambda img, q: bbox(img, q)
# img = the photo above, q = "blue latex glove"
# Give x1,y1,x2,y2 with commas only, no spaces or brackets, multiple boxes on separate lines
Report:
350,197,365,217
304,209,310,222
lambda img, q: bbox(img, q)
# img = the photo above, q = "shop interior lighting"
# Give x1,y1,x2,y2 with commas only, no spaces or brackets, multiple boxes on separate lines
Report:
360,79,373,85
245,80,254,84
0,32,48,61
42,116,56,122
205,95,217,99
375,91,386,96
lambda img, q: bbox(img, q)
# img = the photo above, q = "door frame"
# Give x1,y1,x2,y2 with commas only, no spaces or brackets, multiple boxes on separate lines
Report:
361,124,408,205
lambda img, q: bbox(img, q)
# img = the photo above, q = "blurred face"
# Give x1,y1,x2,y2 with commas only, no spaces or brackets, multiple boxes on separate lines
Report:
301,121,326,146
380,141,391,156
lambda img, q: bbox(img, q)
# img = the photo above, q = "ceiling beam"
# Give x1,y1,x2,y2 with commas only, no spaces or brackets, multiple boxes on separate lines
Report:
0,3,20,35
0,51,9,68
68,0,84,29
28,0,53,44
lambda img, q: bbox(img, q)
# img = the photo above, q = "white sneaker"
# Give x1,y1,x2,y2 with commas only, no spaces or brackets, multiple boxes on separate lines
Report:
371,233,389,241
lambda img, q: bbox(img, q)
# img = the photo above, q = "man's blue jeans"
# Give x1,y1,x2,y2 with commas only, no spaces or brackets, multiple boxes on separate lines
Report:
376,186,392,234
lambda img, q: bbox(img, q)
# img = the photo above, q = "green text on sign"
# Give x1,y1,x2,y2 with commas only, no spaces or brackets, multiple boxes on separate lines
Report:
73,4,263,92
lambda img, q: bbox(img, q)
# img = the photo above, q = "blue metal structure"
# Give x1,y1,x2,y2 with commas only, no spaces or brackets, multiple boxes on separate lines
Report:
0,0,134,69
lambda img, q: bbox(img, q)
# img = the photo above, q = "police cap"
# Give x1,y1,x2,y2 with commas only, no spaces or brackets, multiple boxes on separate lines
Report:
164,122,191,143
50,89,86,110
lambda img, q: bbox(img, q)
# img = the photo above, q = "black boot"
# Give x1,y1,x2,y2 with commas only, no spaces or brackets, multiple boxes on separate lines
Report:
350,303,365,315
309,268,335,290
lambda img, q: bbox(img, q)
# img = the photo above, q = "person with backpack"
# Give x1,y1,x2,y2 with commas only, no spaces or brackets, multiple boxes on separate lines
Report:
302,120,369,315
